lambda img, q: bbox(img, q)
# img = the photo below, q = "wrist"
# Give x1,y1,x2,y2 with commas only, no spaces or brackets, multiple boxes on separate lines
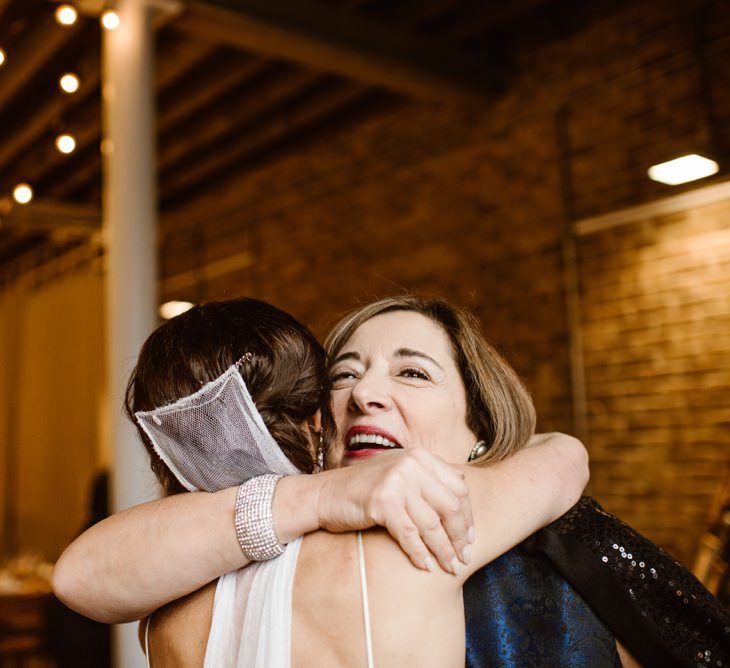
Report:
271,473,322,544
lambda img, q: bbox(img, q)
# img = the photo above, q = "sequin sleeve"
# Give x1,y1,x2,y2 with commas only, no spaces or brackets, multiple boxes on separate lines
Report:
521,497,730,667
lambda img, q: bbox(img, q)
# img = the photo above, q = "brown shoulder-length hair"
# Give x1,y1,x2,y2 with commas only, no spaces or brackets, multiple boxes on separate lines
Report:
125,298,330,496
324,295,536,465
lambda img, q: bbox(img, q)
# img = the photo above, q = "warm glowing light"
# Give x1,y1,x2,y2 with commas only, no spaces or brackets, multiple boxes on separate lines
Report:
59,72,80,94
56,134,77,154
648,154,719,186
159,301,195,320
101,10,120,30
55,5,78,26
0,48,5,67
13,183,33,205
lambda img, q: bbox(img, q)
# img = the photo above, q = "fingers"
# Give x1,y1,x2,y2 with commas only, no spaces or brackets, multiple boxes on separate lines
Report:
409,451,474,563
382,508,435,573
405,492,463,575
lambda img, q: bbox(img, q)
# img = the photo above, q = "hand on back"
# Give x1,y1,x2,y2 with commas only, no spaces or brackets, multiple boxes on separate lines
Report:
315,449,474,574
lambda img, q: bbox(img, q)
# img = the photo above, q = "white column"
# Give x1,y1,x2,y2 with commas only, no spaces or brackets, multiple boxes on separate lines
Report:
102,2,160,666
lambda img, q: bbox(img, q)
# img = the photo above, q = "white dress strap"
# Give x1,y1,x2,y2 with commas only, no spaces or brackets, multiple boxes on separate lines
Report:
145,613,152,667
357,531,375,668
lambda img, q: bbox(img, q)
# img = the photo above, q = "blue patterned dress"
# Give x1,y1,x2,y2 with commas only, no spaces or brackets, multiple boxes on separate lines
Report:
463,498,729,667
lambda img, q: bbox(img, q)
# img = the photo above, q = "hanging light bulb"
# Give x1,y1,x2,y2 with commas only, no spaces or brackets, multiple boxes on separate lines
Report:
59,72,80,94
56,134,77,154
101,10,120,30
0,48,6,67
13,183,34,205
159,301,195,320
55,5,78,26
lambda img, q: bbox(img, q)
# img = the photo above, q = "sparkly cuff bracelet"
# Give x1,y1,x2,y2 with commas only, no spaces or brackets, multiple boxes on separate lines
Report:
234,474,285,561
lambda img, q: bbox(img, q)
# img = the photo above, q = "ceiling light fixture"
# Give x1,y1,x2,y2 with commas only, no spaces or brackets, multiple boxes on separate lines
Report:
55,5,78,26
648,154,719,186
0,48,6,66
159,300,195,320
59,72,80,94
56,134,77,154
13,183,34,205
101,10,120,30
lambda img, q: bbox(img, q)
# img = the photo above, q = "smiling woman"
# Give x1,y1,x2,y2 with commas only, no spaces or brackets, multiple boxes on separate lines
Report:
330,311,489,466
325,296,536,468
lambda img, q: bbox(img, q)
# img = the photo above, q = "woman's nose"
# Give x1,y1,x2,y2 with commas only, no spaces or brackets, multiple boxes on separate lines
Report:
349,375,391,413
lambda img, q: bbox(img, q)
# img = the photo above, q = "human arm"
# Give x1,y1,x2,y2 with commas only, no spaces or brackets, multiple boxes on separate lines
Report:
52,455,472,623
457,431,590,582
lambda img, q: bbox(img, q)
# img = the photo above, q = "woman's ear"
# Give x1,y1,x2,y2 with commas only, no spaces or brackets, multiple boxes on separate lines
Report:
310,410,322,433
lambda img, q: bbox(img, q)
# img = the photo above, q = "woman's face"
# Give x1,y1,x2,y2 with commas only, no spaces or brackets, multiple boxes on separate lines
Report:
329,311,477,468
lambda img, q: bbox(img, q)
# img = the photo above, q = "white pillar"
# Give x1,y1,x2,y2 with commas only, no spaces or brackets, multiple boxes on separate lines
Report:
102,2,160,666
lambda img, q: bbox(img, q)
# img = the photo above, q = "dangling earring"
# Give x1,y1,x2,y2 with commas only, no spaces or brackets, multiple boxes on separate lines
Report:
316,433,325,472
468,440,488,462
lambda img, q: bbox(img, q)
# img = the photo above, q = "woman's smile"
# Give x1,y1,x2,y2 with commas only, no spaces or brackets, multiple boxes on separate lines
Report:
344,425,403,461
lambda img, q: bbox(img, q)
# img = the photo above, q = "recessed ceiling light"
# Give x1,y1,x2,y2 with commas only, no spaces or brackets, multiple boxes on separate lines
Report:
159,300,195,320
55,5,78,26
59,72,80,94
648,154,719,186
101,10,120,30
13,183,33,205
56,134,77,154
0,48,6,67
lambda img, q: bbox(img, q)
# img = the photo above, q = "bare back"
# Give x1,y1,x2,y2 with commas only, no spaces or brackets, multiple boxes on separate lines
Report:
148,529,464,667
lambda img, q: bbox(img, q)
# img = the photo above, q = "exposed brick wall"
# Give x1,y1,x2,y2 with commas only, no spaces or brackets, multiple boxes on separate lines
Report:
579,198,730,562
156,0,730,564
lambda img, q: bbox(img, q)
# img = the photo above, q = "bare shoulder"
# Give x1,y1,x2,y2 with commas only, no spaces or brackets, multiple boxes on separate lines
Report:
147,580,217,668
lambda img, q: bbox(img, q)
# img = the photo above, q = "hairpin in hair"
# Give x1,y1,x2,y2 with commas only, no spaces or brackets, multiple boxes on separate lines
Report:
236,352,254,368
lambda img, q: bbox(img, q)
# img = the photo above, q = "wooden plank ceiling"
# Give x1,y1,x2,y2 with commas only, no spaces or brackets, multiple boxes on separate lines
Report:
0,0,617,289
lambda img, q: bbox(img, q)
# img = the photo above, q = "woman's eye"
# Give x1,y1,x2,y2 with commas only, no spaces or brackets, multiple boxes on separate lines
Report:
400,368,430,381
331,370,357,383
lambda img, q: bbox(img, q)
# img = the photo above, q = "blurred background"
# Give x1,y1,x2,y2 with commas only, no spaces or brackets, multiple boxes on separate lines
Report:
0,0,729,665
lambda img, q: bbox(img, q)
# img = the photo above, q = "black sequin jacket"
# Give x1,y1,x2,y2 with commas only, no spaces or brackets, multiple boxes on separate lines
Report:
520,497,730,666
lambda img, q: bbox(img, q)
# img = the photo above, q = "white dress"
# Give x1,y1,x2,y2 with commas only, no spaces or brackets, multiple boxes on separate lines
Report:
146,533,373,668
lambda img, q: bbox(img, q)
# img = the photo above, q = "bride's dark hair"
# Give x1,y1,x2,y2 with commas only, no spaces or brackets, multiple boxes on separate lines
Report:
125,298,330,495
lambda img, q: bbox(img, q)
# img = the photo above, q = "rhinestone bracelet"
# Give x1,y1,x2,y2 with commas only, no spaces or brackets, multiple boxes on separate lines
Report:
234,474,285,561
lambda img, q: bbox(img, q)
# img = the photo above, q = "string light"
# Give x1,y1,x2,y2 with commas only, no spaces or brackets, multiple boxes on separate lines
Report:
159,301,195,320
55,5,78,26
56,134,77,154
13,184,34,205
101,11,120,30
0,48,6,67
59,72,80,94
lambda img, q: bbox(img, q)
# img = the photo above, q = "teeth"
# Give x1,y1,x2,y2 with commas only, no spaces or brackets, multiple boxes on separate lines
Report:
348,433,399,448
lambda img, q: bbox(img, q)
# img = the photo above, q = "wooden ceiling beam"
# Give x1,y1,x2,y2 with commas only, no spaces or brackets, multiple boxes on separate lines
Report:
10,96,100,193
160,80,367,206
0,65,99,178
172,0,499,104
0,199,100,240
156,35,219,91
0,16,80,114
43,148,100,200
158,65,315,172
163,87,399,218
158,56,267,134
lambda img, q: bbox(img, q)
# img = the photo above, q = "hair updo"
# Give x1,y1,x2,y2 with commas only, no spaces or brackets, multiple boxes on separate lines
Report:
125,298,330,495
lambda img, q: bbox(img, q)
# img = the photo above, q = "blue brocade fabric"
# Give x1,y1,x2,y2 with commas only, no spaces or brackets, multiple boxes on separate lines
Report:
464,498,730,667
464,547,621,668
